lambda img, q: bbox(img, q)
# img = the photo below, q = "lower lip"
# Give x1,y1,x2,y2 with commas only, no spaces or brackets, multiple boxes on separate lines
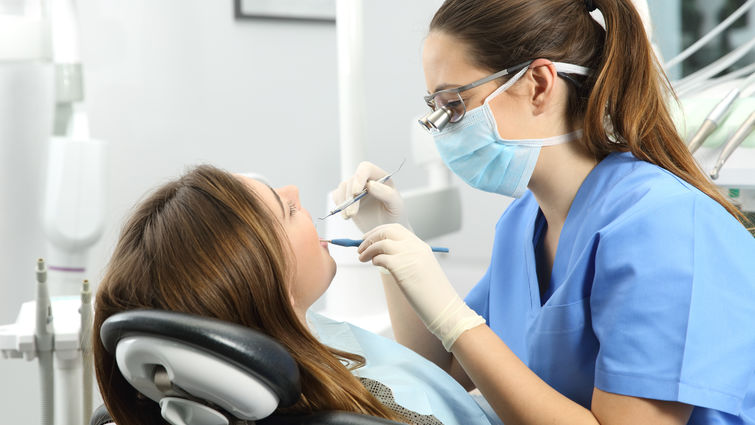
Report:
320,241,329,250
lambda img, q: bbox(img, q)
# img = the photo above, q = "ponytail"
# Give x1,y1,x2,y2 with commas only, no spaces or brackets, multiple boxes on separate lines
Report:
430,0,750,226
585,0,748,224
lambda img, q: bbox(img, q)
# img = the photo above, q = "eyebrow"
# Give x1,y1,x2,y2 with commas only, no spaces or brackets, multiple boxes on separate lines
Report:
431,83,460,93
266,184,285,219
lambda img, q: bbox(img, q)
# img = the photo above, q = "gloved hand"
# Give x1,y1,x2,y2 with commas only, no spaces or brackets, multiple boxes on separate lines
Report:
331,162,411,234
357,223,485,351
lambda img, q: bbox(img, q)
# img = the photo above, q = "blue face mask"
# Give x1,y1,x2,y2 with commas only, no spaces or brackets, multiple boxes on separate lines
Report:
431,64,586,198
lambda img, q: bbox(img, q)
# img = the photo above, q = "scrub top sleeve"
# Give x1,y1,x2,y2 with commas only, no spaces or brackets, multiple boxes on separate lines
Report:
590,195,755,415
464,266,491,324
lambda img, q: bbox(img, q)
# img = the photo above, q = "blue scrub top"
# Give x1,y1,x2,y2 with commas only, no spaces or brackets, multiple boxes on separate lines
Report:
465,152,755,424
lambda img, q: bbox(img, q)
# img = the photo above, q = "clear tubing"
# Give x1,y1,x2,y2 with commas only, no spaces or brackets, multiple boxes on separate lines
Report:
675,37,755,96
678,64,755,98
740,70,755,96
665,0,755,70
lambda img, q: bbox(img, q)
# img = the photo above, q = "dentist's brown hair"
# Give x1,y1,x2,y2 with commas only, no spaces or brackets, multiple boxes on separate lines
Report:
93,165,403,424
431,0,748,225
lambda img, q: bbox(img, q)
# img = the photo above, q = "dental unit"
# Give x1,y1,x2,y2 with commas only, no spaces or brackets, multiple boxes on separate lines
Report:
0,0,104,424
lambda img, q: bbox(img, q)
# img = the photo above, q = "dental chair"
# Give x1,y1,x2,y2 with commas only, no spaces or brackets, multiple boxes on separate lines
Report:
93,310,404,425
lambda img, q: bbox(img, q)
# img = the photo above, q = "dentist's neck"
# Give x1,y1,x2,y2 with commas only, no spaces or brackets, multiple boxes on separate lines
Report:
528,137,597,231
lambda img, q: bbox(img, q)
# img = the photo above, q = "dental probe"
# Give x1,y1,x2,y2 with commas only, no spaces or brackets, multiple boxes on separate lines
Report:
319,159,406,220
710,111,755,180
687,88,741,154
321,238,450,253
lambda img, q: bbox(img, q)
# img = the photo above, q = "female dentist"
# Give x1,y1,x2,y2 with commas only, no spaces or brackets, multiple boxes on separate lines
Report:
333,0,755,424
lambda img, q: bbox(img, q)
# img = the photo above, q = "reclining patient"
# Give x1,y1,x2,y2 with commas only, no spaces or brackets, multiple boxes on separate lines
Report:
93,164,498,425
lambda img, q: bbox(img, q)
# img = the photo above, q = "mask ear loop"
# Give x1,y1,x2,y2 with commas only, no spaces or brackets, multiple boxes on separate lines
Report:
483,62,592,103
483,65,530,104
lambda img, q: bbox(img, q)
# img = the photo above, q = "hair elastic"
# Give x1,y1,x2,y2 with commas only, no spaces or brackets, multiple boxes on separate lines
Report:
585,0,598,12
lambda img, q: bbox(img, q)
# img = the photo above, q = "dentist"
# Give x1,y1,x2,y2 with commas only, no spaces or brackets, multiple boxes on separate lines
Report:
333,0,755,424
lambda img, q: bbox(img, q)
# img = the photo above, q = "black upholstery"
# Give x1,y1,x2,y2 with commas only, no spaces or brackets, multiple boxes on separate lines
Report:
97,310,406,425
101,309,301,407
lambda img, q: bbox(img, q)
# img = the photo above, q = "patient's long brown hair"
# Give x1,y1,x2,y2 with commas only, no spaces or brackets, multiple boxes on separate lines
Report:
93,165,403,424
431,0,749,226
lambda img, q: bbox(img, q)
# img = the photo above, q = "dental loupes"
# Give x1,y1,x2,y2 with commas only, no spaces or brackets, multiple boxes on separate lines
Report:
319,159,406,220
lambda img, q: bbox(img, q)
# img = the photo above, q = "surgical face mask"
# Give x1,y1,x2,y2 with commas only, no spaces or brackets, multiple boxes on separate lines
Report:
430,63,587,198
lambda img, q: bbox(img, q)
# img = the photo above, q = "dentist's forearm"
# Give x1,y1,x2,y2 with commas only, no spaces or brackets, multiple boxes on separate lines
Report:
381,272,449,366
451,325,599,425
451,326,692,425
380,272,476,390
381,271,476,390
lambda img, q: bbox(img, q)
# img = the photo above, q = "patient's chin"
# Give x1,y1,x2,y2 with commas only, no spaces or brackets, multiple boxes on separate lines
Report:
327,256,337,281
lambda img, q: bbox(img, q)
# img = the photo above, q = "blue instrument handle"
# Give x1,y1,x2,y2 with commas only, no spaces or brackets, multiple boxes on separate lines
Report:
328,238,449,253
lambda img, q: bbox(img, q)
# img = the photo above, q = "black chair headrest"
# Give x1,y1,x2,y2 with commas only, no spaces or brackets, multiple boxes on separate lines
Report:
101,309,301,407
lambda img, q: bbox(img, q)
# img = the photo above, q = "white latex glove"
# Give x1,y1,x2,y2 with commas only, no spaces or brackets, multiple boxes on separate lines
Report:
331,162,411,234
357,223,485,351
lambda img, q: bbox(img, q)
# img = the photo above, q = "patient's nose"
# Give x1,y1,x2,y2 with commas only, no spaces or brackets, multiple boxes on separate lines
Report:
278,185,300,202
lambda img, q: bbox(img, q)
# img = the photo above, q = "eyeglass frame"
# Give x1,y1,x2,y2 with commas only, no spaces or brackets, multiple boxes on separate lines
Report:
422,59,585,125
422,60,533,118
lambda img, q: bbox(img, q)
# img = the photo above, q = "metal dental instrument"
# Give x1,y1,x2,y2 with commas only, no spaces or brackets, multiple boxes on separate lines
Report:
321,238,450,253
686,72,755,154
319,159,406,220
687,88,741,154
709,111,755,180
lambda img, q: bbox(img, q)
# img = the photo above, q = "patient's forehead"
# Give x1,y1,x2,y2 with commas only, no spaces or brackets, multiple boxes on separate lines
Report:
234,174,284,220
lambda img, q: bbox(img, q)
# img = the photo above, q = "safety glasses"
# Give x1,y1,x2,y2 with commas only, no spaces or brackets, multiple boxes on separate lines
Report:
419,61,533,132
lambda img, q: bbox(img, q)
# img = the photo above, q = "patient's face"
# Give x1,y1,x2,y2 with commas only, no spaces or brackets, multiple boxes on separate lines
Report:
238,176,336,315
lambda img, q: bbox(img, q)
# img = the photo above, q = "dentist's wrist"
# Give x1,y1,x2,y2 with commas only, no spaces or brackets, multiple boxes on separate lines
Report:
426,296,486,351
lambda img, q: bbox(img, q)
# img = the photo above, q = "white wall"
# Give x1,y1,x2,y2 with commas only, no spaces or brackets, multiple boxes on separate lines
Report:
0,0,511,422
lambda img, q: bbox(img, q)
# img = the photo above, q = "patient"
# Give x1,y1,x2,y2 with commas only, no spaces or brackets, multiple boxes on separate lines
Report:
93,165,496,425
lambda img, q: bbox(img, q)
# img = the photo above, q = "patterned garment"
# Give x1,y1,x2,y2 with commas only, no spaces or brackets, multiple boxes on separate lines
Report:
359,377,444,425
